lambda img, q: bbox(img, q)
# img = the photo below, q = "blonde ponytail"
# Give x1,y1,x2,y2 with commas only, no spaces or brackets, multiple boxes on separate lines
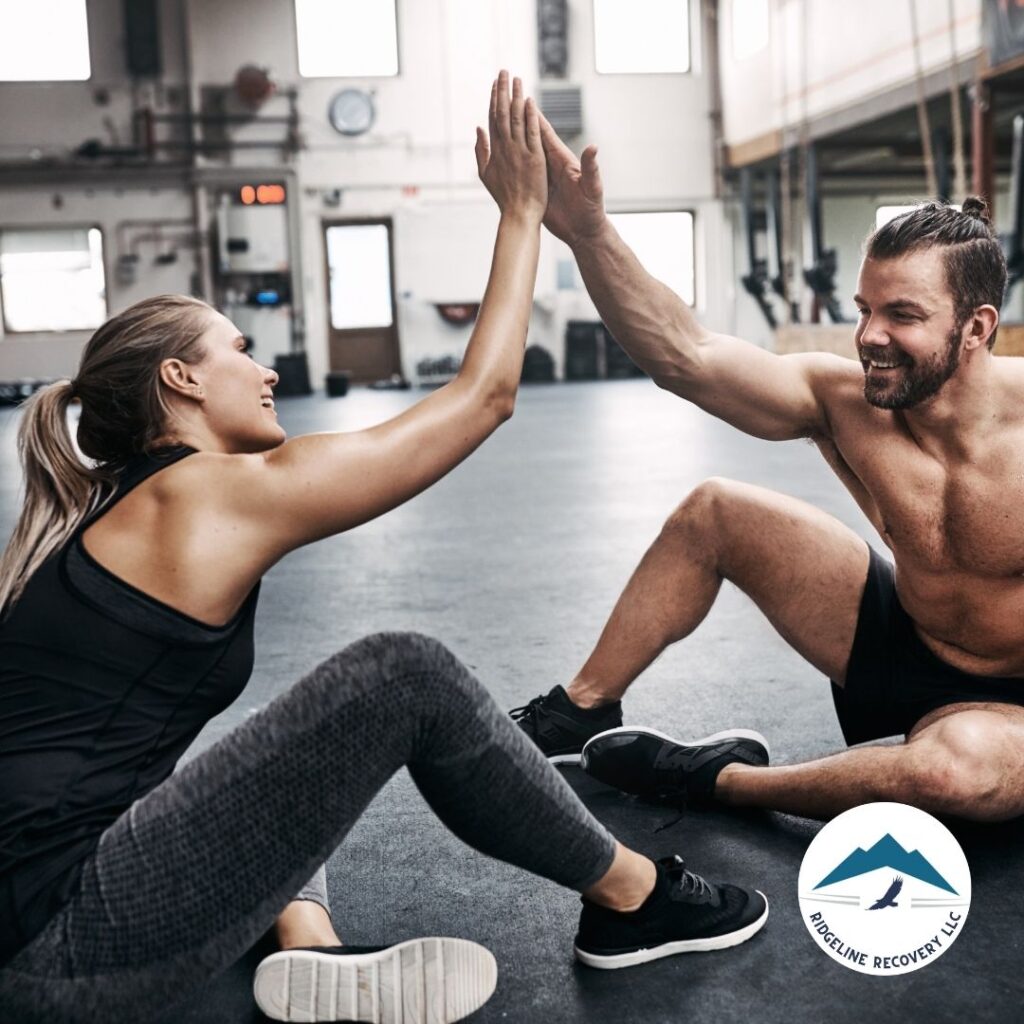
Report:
0,381,113,618
0,294,213,620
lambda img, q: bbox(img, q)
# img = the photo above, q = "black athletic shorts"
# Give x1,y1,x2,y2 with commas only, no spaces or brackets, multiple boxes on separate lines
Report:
831,545,1024,744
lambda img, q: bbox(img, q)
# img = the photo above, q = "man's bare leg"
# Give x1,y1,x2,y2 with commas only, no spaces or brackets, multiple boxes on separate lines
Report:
715,703,1024,822
567,477,870,708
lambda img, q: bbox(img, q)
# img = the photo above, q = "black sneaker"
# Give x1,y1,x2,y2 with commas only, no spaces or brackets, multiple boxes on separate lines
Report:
253,937,497,1023
574,854,768,968
581,726,769,805
510,685,623,764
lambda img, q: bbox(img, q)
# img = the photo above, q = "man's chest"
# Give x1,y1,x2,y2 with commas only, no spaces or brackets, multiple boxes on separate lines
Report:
824,434,1024,576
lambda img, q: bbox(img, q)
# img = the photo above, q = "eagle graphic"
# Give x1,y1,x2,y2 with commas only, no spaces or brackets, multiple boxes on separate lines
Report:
867,875,903,910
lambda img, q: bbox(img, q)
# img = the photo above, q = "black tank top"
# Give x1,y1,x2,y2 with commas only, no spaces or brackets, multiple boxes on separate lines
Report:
0,446,261,964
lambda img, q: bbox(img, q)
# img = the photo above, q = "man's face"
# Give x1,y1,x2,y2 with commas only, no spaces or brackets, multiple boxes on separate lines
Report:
854,250,963,410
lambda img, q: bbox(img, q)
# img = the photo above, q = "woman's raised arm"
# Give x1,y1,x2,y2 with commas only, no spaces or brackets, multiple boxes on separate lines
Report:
215,72,546,556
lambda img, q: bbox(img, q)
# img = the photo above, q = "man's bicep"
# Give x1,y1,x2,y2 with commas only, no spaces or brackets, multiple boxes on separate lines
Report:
661,333,853,441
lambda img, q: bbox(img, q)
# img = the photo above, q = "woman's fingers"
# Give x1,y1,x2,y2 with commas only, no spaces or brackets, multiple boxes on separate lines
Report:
495,69,511,139
510,76,525,143
488,78,498,144
525,96,541,153
475,126,490,178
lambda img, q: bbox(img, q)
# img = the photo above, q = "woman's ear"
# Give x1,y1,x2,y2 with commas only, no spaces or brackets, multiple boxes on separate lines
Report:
159,358,203,399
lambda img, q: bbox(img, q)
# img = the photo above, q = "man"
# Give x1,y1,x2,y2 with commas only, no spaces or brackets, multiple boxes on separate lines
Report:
513,117,1024,823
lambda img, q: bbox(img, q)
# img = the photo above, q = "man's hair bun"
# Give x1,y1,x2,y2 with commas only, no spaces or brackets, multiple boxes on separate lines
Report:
960,196,990,224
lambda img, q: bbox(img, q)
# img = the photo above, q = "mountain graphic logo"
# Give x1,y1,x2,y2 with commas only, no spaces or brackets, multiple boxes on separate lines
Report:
798,804,971,977
813,832,957,894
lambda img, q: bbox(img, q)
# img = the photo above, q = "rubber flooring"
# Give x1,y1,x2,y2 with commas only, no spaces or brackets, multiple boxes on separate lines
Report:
1,380,1020,1024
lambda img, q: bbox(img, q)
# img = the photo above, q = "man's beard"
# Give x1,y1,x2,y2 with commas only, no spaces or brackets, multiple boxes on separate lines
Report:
861,327,962,410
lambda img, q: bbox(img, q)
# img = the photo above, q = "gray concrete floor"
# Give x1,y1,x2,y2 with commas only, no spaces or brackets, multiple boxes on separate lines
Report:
2,380,1021,1023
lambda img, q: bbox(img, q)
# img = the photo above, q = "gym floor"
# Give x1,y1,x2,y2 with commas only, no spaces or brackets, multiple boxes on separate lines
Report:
2,380,1021,1023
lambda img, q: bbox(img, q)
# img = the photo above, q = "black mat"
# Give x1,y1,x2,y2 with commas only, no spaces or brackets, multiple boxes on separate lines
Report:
4,383,1022,1024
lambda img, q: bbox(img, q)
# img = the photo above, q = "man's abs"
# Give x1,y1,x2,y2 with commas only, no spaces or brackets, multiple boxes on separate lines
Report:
894,565,1024,677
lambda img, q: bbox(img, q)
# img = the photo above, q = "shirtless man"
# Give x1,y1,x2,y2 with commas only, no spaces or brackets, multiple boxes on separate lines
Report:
512,118,1024,823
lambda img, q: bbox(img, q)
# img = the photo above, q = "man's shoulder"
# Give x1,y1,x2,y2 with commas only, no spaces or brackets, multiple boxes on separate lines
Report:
798,354,867,429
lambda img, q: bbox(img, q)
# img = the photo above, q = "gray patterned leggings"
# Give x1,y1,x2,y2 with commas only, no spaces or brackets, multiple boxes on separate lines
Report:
0,633,616,1023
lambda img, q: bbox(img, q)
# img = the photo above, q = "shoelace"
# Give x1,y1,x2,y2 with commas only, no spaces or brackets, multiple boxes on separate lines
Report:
661,855,715,901
509,695,548,735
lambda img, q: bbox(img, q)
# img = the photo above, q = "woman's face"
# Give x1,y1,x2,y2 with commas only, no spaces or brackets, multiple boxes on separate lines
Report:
192,311,285,453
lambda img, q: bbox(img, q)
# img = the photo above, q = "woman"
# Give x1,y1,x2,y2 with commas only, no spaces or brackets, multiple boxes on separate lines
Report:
0,74,767,1024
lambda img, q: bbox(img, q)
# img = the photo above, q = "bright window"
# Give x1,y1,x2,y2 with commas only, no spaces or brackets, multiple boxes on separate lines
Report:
0,0,90,81
295,0,399,78
0,228,106,332
609,211,695,305
875,204,960,230
875,205,918,230
326,224,394,329
732,0,769,61
593,0,690,74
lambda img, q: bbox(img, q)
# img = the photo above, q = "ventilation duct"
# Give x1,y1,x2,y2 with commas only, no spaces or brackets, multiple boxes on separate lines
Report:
540,87,582,139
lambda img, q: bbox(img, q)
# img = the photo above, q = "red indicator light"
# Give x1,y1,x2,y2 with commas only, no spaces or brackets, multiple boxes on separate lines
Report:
240,185,256,205
256,184,286,204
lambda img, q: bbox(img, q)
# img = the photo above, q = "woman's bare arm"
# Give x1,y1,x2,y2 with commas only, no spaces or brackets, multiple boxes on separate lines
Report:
214,72,547,556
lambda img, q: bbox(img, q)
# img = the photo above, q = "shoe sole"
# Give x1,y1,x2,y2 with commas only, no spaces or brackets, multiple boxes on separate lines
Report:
549,752,582,766
573,893,770,969
253,937,497,1023
580,725,771,769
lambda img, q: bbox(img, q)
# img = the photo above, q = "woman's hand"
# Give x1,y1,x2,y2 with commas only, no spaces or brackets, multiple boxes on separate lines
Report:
475,70,546,223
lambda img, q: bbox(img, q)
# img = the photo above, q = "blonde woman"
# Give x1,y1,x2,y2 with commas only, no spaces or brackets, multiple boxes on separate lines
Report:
0,74,766,1024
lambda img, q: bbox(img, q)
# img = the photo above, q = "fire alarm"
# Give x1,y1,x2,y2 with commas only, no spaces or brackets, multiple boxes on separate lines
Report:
328,89,375,137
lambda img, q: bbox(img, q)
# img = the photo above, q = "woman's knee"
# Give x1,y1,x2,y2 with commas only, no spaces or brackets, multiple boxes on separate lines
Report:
321,631,481,702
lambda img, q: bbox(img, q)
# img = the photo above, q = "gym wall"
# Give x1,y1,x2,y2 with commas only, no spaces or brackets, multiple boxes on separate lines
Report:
0,0,732,387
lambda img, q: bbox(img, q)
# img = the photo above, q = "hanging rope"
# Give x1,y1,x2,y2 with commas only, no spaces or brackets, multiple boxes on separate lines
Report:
909,0,939,197
946,0,967,201
776,0,795,324
796,0,812,320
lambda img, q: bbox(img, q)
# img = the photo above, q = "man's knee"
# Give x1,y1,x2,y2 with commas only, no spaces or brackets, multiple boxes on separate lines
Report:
905,716,1006,818
662,477,738,539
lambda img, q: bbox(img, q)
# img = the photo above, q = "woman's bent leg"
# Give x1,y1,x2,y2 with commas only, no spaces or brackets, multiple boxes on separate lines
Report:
0,632,615,1023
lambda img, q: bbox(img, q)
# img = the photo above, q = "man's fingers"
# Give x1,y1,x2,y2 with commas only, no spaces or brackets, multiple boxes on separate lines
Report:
475,126,490,178
525,96,541,153
510,76,525,143
495,68,511,139
581,145,604,200
537,109,578,167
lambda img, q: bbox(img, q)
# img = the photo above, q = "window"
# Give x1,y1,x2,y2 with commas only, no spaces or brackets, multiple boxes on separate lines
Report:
731,0,769,61
0,0,90,81
593,0,690,75
875,204,960,230
609,211,695,305
0,228,106,332
325,224,394,329
295,0,398,78
875,205,917,230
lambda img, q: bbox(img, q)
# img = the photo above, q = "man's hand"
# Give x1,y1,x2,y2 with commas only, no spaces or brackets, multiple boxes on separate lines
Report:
475,71,547,223
537,111,607,247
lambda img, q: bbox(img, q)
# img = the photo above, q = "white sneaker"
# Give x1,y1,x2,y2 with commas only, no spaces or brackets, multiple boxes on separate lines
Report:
253,936,498,1023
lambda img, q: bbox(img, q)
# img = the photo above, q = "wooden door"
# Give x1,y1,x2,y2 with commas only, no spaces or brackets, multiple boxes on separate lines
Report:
323,218,401,382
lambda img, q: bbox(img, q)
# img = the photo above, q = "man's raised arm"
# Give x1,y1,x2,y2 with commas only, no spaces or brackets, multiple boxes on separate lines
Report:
539,115,851,441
